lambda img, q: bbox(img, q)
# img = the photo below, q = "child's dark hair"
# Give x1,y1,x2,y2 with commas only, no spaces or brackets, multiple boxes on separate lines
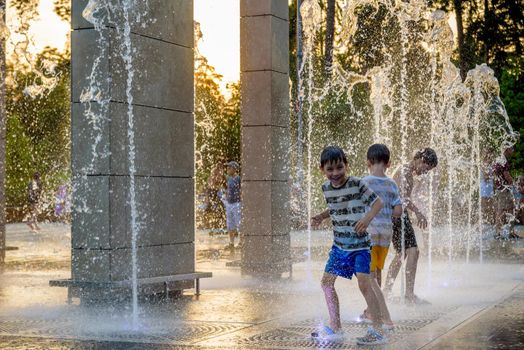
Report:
320,146,348,167
367,144,390,165
414,148,438,167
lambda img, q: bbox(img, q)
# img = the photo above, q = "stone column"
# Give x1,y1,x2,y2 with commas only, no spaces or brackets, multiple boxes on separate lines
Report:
240,0,291,276
70,0,194,299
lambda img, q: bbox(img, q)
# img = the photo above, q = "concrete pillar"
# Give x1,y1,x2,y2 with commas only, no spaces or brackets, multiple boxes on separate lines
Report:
240,0,291,276
70,0,194,298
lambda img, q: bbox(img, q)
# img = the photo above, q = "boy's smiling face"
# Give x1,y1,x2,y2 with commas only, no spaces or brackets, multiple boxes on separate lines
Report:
320,159,348,188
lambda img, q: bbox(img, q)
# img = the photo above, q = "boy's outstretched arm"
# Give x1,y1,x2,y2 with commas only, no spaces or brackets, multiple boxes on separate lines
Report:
311,209,330,228
404,198,428,229
355,198,384,235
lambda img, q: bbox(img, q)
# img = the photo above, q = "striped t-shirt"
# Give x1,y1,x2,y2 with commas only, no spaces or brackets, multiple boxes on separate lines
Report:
362,175,402,247
322,176,379,251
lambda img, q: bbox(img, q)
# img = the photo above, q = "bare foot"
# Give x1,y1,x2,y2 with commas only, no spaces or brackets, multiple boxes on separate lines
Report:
405,294,430,306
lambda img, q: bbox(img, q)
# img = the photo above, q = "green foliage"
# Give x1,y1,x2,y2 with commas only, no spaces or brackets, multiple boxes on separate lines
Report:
194,55,240,192
53,0,70,21
286,0,523,225
10,0,38,33
194,26,241,228
430,0,524,77
5,48,71,220
499,58,524,176
290,0,523,185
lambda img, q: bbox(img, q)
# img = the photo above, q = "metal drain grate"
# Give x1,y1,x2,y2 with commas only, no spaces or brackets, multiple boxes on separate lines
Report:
0,319,67,335
0,318,247,345
0,306,458,348
232,310,455,350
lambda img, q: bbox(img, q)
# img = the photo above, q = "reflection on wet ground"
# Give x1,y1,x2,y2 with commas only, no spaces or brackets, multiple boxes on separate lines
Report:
428,287,524,349
0,223,523,349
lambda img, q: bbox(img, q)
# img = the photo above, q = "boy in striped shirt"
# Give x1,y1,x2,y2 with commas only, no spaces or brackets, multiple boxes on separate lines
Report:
311,146,387,345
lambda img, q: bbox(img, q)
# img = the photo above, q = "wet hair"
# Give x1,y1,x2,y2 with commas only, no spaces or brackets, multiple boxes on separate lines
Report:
414,148,438,167
367,144,390,165
320,146,348,168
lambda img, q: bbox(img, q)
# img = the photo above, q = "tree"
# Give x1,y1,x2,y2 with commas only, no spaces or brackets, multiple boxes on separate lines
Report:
5,49,70,221
499,59,524,175
194,23,240,229
453,0,467,80
429,0,523,172
324,0,335,76
53,0,70,22
431,0,524,78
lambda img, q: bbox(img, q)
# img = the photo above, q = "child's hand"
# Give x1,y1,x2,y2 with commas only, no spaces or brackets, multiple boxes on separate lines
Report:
354,218,370,236
415,212,428,229
311,215,323,228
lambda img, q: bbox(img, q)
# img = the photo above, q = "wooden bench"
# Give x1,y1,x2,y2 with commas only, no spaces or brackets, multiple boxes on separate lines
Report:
0,246,19,265
50,271,212,304
1,246,19,251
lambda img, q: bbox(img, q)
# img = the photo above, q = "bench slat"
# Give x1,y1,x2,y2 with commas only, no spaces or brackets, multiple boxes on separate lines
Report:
49,272,212,288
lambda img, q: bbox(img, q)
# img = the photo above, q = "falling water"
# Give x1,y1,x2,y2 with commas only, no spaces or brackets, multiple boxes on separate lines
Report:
77,0,116,245
446,131,454,265
117,0,139,327
81,0,151,326
397,4,410,302
299,0,322,286
297,0,517,294
425,9,448,283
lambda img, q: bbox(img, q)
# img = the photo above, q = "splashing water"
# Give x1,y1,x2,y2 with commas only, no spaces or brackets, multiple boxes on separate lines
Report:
296,0,517,294
79,0,152,328
299,0,323,288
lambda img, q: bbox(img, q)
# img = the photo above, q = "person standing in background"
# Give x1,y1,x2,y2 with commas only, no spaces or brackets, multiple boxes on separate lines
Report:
27,172,42,232
224,161,241,249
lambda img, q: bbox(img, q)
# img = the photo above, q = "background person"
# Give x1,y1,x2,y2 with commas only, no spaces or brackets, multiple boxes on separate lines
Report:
27,172,42,232
492,147,516,239
384,148,438,305
224,161,241,249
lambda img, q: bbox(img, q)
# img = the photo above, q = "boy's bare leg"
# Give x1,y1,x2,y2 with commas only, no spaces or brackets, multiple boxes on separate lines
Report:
321,272,341,331
404,247,419,300
27,209,39,232
384,253,402,296
376,268,382,287
495,207,505,236
34,216,41,230
360,269,381,318
496,208,514,237
237,231,244,247
357,273,383,330
370,274,392,325
481,198,495,226
227,230,235,247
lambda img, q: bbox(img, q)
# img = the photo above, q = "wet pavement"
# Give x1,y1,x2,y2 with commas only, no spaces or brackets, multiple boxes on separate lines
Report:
427,286,524,349
0,223,523,349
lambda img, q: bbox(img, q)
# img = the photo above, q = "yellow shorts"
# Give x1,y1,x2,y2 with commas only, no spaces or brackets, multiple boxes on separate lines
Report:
370,246,389,272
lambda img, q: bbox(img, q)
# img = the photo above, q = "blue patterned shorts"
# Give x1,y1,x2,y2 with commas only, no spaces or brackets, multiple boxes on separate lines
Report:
324,246,371,279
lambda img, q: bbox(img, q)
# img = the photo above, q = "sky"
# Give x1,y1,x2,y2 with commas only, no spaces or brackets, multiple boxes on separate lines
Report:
194,0,240,90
